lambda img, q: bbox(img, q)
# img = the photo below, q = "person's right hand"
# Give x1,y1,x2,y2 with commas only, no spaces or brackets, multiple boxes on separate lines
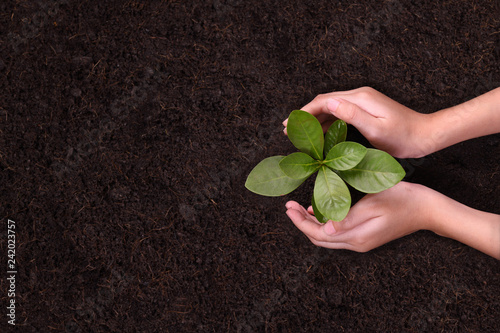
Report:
283,87,431,158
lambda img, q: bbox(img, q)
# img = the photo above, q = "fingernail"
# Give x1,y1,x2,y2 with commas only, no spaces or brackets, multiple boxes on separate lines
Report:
327,98,341,114
282,119,288,126
324,221,336,235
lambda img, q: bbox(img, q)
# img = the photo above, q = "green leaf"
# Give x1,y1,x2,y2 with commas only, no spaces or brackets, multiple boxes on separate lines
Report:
279,152,320,179
311,194,329,224
324,120,347,156
314,166,351,222
245,156,307,196
338,149,406,193
324,141,367,171
287,110,324,160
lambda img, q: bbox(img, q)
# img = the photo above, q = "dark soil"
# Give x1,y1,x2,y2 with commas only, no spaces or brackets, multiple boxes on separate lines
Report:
1,0,499,332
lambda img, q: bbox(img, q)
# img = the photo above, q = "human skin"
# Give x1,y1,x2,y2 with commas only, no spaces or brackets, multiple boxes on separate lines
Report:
283,87,500,259
283,87,500,158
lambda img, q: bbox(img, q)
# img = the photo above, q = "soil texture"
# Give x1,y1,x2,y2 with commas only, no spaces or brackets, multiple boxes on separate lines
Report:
1,0,499,332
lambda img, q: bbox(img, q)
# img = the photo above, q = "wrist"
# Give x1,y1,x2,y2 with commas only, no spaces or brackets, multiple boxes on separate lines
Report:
421,188,500,259
416,108,461,157
421,88,500,155
411,184,442,232
410,113,438,158
423,106,463,156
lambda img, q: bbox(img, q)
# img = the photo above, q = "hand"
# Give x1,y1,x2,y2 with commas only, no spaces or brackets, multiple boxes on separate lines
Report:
285,182,431,253
283,87,431,158
286,181,500,259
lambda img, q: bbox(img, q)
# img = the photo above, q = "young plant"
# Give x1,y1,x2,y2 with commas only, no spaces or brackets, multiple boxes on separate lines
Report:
245,110,406,222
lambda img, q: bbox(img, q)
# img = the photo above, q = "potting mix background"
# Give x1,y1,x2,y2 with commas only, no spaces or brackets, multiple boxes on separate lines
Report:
1,0,499,332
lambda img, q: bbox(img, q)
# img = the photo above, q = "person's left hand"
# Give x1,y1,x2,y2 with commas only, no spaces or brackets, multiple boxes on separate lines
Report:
285,181,432,252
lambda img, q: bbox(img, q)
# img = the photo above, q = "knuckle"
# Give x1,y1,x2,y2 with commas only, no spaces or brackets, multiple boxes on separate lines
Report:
358,86,375,95
356,86,376,100
313,94,325,102
351,234,368,249
365,125,381,142
341,103,357,122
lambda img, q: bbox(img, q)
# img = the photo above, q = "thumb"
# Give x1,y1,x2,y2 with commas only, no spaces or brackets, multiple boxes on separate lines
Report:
327,98,375,132
323,220,337,235
323,201,369,236
323,218,350,236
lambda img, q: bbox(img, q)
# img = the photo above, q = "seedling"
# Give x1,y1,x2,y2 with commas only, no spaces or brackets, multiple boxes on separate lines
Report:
245,110,405,222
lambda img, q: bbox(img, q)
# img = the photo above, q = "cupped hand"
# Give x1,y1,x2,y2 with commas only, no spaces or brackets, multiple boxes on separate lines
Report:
285,181,433,253
283,87,431,158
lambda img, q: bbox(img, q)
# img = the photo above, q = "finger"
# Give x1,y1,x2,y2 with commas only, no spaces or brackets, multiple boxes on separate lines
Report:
305,206,350,239
287,207,345,243
286,204,321,228
311,217,384,252
308,237,353,250
289,212,359,248
301,96,332,117
286,201,320,223
287,203,384,252
321,196,382,239
286,207,324,245
297,88,361,118
285,200,307,213
332,216,388,252
314,212,386,251
334,195,381,228
327,98,378,135
290,202,320,221
283,113,334,134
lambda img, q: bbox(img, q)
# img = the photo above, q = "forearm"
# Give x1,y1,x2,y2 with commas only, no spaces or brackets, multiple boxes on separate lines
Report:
424,87,500,154
424,190,500,259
